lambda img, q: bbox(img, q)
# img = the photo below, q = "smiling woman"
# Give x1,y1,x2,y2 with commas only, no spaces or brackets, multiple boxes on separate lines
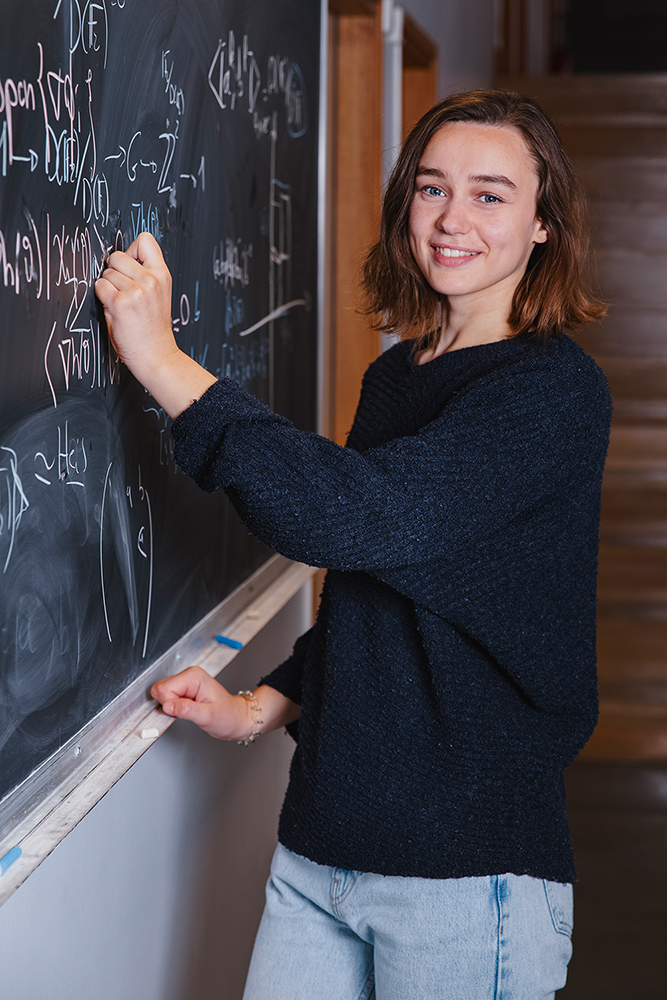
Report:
407,122,548,353
364,89,605,350
95,89,612,1000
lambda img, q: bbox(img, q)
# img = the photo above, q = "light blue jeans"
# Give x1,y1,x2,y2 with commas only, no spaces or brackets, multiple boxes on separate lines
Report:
242,845,573,1000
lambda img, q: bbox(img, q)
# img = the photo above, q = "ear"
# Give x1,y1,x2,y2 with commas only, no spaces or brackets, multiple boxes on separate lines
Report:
533,217,548,244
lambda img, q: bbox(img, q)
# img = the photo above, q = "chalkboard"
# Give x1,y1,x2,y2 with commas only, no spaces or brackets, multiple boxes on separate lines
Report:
0,0,320,806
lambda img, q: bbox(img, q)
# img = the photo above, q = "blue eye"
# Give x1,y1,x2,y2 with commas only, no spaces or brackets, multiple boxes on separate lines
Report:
423,185,445,197
480,194,500,203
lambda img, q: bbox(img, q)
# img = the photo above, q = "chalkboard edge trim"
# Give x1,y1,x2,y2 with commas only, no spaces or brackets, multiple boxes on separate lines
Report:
0,555,316,909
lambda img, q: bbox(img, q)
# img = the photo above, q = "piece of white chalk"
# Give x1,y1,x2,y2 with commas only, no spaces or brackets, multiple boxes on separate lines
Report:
140,728,160,740
246,610,260,620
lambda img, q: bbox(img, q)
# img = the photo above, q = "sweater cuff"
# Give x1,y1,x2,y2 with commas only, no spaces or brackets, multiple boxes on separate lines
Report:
260,661,304,706
260,666,303,744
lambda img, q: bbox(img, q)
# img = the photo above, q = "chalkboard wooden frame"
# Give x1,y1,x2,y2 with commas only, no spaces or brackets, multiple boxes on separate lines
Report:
0,0,328,905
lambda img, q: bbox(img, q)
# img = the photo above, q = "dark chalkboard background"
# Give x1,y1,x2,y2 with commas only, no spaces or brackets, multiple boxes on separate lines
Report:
0,0,319,803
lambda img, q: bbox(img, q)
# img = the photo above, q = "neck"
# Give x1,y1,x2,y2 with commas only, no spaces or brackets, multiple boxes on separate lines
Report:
417,298,513,364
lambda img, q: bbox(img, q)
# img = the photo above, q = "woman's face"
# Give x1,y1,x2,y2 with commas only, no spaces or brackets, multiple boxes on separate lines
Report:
409,122,548,313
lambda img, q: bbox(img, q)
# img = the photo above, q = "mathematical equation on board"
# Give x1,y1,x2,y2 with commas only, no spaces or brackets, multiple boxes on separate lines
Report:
0,7,310,375
0,398,156,760
207,29,308,138
0,0,314,750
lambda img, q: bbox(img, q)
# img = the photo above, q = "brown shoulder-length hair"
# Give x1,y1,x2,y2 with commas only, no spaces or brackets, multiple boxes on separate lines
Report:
363,89,606,348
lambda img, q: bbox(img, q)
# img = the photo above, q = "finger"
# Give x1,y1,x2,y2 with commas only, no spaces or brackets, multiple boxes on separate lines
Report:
104,249,148,282
127,232,166,268
161,697,215,728
151,678,201,705
93,273,116,307
150,666,210,704
95,266,139,296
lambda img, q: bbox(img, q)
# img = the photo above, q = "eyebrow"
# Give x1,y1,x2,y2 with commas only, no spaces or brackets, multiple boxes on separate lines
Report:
470,173,517,190
416,166,517,190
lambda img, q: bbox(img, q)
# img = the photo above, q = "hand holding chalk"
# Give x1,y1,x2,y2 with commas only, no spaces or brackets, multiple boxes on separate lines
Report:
94,233,216,419
95,233,174,379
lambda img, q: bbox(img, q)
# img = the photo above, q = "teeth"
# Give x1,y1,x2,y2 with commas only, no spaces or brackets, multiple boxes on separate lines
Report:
436,247,476,258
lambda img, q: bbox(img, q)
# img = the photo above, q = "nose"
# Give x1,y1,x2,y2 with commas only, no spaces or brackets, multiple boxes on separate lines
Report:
435,196,471,236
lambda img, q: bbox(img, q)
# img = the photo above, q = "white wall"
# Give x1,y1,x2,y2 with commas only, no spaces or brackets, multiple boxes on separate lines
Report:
0,586,310,1000
401,0,496,96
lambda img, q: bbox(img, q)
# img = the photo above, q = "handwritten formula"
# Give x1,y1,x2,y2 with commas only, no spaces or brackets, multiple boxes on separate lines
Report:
0,0,319,803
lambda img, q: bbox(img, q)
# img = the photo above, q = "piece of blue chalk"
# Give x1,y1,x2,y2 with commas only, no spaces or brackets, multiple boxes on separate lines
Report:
215,635,243,650
0,846,21,876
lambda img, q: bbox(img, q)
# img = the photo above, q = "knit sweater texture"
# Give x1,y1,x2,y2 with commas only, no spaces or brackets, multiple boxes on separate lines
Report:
172,332,611,883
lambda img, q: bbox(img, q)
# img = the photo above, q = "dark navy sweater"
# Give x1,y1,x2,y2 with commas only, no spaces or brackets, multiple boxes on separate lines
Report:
172,333,611,883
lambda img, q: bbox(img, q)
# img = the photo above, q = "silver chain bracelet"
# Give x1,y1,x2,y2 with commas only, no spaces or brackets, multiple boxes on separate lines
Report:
237,690,264,746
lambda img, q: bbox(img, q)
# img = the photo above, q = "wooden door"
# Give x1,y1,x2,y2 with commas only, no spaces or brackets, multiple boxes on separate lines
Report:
500,73,667,760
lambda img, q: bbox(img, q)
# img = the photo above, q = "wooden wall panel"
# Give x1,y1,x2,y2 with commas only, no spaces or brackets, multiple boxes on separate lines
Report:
402,13,438,138
514,76,667,762
315,2,383,620
328,6,383,445
495,0,527,76
403,63,437,136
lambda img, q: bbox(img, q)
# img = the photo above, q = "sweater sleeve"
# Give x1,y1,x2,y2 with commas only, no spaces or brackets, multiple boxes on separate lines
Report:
171,356,610,579
259,625,313,705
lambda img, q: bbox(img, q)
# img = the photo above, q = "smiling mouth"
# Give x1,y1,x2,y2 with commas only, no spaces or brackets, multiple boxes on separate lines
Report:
433,246,481,258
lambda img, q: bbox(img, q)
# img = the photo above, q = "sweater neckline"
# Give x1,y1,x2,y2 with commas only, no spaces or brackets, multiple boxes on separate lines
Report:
403,332,538,377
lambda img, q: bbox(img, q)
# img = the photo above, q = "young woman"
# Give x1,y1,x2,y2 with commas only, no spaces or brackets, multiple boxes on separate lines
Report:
95,90,610,1000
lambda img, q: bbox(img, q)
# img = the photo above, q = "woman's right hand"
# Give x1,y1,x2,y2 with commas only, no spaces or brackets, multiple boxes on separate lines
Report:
150,667,301,741
95,232,176,384
95,232,217,419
